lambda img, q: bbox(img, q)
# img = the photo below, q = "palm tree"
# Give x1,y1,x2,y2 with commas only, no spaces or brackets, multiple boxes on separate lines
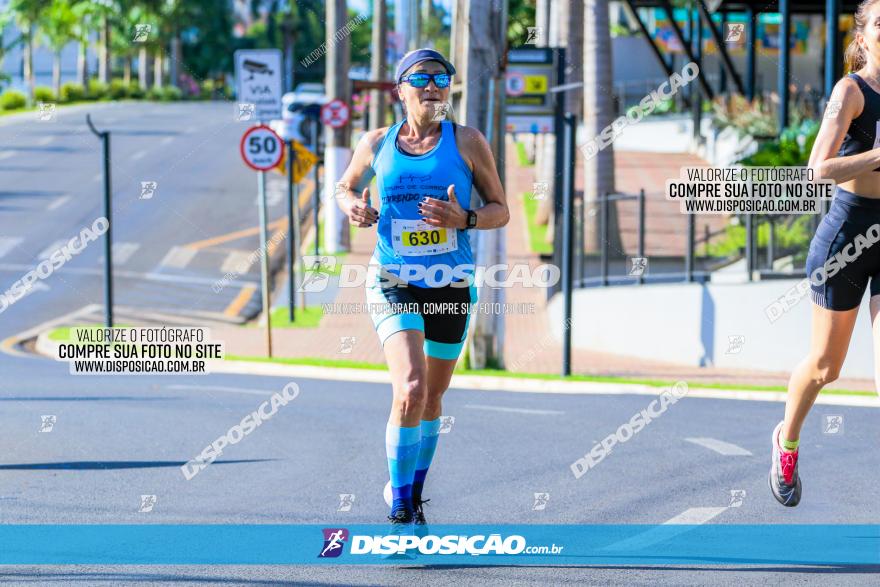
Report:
41,0,79,96
9,0,44,98
583,0,618,252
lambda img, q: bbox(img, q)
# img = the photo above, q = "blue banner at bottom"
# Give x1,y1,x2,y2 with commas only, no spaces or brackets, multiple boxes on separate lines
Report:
0,525,877,565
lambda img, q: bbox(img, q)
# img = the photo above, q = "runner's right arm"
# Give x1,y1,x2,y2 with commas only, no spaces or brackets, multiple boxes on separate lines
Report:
336,129,384,227
809,77,880,183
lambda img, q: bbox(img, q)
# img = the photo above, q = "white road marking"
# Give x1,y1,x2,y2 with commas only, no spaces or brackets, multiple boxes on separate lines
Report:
685,437,753,456
166,384,272,397
663,507,728,525
221,251,252,274
159,246,197,269
602,507,728,552
47,195,71,211
37,136,54,146
0,151,15,160
160,136,173,146
110,242,140,266
0,263,258,289
131,149,147,161
38,239,68,259
464,404,564,415
0,237,23,259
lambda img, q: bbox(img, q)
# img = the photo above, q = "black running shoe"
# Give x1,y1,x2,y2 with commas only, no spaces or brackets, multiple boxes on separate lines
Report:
769,421,802,507
387,509,414,525
413,498,430,525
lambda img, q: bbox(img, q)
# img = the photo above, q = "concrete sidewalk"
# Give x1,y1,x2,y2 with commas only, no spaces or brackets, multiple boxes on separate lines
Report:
206,137,874,393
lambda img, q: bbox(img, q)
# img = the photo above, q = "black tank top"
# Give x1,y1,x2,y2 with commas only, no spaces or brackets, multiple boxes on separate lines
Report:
838,73,880,171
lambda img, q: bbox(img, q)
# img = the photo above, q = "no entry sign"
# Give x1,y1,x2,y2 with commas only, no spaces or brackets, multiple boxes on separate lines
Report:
321,99,350,129
240,125,285,171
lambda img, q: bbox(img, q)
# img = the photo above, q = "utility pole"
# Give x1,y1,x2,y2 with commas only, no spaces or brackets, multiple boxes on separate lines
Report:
281,14,295,93
452,0,508,369
369,0,388,129
323,0,352,253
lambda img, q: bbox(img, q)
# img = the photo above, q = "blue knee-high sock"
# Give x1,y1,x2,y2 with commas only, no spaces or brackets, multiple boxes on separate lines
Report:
386,422,421,516
412,418,442,505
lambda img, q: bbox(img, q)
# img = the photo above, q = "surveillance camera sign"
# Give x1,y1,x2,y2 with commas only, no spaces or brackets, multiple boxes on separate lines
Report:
234,49,283,121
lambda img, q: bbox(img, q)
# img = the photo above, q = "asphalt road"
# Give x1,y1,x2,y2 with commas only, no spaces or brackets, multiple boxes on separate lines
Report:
0,349,877,584
0,101,310,329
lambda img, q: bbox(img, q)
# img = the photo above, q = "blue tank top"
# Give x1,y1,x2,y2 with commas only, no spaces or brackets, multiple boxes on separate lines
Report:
369,119,474,288
839,73,880,171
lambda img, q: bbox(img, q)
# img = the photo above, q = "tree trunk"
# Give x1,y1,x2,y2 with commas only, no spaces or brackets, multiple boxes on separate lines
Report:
99,16,111,83
53,50,61,97
24,25,34,98
368,0,387,130
534,0,556,227
138,45,149,89
124,56,132,85
154,48,164,88
584,0,619,253
78,39,88,87
170,32,181,87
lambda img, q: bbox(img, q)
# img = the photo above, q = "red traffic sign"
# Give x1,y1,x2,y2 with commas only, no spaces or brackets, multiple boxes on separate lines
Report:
321,99,350,129
240,125,284,171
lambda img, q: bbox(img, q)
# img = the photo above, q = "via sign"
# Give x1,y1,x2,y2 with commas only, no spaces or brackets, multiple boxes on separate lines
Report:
234,49,283,121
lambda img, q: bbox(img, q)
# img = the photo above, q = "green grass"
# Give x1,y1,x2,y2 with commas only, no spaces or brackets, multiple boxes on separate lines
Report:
252,306,324,329
515,141,533,167
221,355,873,396
523,194,553,255
48,324,132,341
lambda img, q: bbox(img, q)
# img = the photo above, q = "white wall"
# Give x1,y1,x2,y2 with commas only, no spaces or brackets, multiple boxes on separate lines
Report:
548,280,876,380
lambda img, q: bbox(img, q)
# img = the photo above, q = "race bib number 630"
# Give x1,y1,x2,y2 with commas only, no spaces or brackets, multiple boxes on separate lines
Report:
392,219,458,256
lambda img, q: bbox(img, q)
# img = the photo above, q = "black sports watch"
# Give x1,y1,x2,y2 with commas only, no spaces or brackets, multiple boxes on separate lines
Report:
465,210,478,229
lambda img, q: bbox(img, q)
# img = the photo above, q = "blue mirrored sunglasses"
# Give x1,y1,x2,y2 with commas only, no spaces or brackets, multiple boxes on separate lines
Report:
400,72,451,89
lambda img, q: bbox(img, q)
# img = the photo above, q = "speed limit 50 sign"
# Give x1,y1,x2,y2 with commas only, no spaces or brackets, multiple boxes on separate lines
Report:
240,125,285,171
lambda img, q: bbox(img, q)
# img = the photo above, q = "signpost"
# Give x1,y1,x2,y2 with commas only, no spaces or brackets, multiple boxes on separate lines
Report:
234,49,283,121
505,48,556,134
321,99,350,129
240,124,285,357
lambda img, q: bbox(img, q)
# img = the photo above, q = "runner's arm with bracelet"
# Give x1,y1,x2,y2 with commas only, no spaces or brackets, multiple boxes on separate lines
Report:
809,77,880,183
419,126,509,230
336,129,383,227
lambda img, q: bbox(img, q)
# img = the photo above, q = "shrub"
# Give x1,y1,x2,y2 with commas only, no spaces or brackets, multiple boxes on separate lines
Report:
87,79,109,99
160,86,182,102
145,86,163,101
109,79,129,99
127,82,144,99
200,79,216,100
0,90,27,110
60,82,85,102
33,86,56,103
